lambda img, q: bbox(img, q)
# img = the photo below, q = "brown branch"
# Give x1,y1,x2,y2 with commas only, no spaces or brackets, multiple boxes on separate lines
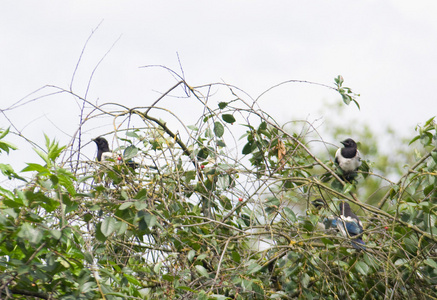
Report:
377,151,433,209
9,288,49,300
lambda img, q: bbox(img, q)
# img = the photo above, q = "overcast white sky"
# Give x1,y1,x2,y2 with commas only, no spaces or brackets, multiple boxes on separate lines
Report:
1,0,437,171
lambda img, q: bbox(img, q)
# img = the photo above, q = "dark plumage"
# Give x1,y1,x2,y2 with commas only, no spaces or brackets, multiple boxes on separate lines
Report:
92,137,112,162
337,202,365,250
92,137,139,169
334,138,361,181
323,202,365,250
311,198,326,210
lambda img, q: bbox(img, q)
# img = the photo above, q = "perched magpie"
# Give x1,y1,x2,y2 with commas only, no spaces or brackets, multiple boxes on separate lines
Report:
311,198,326,210
92,137,139,169
325,202,365,250
308,198,326,215
92,137,115,162
334,138,361,181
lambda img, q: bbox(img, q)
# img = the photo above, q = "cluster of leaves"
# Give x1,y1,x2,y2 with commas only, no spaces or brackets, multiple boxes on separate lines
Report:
0,79,436,300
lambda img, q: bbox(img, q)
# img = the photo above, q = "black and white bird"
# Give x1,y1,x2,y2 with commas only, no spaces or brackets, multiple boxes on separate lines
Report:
92,137,139,169
324,202,365,250
334,138,361,181
93,137,116,162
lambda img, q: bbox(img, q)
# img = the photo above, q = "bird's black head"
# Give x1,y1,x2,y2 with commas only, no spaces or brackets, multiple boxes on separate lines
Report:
311,198,326,209
339,201,351,214
93,137,110,150
340,138,357,148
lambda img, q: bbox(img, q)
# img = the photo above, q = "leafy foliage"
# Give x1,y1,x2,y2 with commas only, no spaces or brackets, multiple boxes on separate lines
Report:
0,76,436,300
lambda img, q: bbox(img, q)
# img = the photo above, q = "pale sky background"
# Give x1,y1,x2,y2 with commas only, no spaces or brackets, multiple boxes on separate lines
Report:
1,0,437,174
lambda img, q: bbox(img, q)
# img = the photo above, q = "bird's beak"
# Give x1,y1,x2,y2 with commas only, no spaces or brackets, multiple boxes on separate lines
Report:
340,141,346,146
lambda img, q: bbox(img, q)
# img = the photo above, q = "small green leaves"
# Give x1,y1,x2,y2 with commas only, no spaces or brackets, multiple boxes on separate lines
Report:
410,117,436,147
0,127,17,154
0,163,26,181
334,75,360,110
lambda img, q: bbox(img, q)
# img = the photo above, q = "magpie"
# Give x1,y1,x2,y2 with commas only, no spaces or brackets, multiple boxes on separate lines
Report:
92,137,115,162
92,137,139,169
334,138,361,181
308,198,326,215
311,198,326,210
324,202,365,250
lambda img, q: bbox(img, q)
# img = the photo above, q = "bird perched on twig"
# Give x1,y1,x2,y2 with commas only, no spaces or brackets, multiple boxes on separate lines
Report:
93,137,116,162
324,201,365,250
334,138,361,181
92,137,139,169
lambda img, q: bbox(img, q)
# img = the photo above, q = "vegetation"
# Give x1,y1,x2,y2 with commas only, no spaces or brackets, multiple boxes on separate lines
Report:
0,72,436,299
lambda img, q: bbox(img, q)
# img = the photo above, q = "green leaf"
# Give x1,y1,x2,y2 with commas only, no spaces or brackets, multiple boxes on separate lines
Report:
187,125,198,131
101,217,117,237
301,273,310,288
424,258,437,268
0,163,26,181
117,222,128,235
217,175,230,190
195,265,209,277
283,207,296,222
21,163,50,174
321,238,334,245
355,261,369,275
394,258,408,266
231,250,241,263
124,273,142,286
135,201,148,210
123,145,138,160
431,149,437,163
218,102,228,109
196,253,208,261
242,142,254,155
265,197,280,207
162,274,174,282
143,213,157,229
216,140,226,147
335,75,344,86
343,183,354,194
0,127,10,139
188,250,196,262
177,286,197,292
119,202,134,210
0,128,18,154
409,135,421,145
197,291,208,300
222,114,236,124
214,121,225,138
154,261,162,274
126,131,140,138
247,262,263,274
197,147,209,160
17,223,43,245
50,229,62,240
57,168,76,196
331,179,343,192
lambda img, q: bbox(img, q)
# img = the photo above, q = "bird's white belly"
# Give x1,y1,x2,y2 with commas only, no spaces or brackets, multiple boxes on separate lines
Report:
339,158,361,173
